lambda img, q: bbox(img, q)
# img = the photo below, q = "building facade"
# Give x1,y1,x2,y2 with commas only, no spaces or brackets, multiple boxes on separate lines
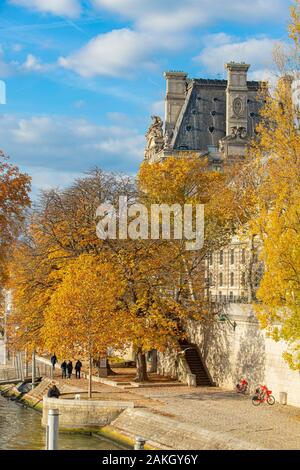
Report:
147,67,300,404
145,62,266,165
144,62,266,302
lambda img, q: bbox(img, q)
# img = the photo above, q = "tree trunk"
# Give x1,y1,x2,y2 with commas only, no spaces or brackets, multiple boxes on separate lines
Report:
88,355,92,399
135,347,148,382
107,360,117,376
149,349,157,373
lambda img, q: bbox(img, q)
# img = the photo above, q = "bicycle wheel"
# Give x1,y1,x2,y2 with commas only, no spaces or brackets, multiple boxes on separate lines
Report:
267,395,275,405
252,396,261,406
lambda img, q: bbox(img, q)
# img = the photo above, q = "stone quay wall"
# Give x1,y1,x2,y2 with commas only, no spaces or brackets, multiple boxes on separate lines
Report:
110,408,263,450
158,304,300,407
42,397,134,429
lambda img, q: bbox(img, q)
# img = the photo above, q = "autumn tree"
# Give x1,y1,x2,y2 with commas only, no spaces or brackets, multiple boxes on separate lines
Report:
247,4,300,369
0,150,31,283
136,154,253,378
9,154,253,384
7,170,130,355
43,254,128,397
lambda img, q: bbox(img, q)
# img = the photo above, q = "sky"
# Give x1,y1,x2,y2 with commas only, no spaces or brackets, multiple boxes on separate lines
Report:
0,0,293,194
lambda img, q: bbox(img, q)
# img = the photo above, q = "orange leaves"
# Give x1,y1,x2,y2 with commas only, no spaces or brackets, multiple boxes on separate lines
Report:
0,151,31,282
290,1,300,45
247,6,300,370
42,254,128,358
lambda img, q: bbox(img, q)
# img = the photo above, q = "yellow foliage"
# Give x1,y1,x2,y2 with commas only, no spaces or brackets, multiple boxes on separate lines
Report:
42,254,128,359
248,13,300,368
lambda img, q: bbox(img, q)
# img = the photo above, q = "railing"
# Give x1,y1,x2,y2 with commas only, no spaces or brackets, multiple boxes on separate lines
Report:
209,295,250,305
0,364,41,383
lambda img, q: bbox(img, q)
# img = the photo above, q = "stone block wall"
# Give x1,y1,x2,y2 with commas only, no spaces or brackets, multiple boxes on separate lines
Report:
42,397,134,428
158,304,300,407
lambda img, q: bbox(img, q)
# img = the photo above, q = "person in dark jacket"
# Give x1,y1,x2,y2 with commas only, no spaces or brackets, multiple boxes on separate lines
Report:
61,361,67,379
75,360,82,379
67,360,73,379
47,385,60,398
50,354,57,370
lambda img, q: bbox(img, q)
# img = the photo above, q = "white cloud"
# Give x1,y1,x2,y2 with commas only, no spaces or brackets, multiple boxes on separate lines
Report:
11,44,24,53
0,46,13,77
0,44,51,76
195,35,279,76
0,114,144,185
58,26,185,77
58,0,287,78
24,166,82,195
150,100,164,117
59,28,162,78
22,54,44,72
73,99,86,109
92,0,287,33
9,0,81,18
106,112,128,122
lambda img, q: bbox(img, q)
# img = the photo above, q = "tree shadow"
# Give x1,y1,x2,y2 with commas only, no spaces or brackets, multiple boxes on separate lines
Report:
188,318,232,386
234,321,265,392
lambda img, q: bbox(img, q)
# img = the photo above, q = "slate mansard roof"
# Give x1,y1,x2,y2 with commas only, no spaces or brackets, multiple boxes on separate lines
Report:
172,78,262,153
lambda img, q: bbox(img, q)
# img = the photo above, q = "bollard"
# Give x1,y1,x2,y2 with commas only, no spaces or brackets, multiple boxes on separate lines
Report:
134,436,146,450
46,409,59,450
31,350,36,390
279,392,288,405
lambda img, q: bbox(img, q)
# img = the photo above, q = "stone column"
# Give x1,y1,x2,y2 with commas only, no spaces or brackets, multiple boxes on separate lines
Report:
164,71,188,133
225,62,250,135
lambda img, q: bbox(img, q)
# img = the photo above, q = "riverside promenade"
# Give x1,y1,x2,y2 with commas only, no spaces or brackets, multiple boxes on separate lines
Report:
31,366,300,450
2,359,300,450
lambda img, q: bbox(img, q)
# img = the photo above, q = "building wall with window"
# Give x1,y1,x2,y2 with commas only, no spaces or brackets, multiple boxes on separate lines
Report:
205,236,250,304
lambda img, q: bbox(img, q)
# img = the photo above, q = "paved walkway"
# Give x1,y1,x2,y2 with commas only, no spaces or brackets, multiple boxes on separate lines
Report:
43,366,300,449
132,386,300,450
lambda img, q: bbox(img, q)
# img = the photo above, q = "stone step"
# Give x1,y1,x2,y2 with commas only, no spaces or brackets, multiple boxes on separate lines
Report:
181,343,212,387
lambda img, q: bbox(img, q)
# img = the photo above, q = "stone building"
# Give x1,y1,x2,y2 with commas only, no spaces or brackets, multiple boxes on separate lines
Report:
144,62,265,301
145,62,266,166
144,63,300,406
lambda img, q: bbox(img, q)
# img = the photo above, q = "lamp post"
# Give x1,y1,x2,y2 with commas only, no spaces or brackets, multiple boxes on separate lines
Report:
218,312,237,331
32,350,36,389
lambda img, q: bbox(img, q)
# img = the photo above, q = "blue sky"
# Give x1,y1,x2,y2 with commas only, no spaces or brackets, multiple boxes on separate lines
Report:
0,0,292,193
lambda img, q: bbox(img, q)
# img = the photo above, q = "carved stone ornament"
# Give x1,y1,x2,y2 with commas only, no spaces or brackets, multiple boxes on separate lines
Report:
219,126,248,153
144,115,164,160
233,97,243,117
163,129,173,149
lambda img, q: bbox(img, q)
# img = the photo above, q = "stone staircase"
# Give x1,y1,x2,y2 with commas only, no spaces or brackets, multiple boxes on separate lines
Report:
25,378,57,403
180,343,212,386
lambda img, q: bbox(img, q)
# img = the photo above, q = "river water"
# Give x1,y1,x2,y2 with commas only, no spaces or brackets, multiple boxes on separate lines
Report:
0,395,121,450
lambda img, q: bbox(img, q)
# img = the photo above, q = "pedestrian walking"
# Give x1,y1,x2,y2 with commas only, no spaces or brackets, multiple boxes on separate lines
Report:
51,353,57,370
61,360,67,379
75,360,82,379
67,360,73,379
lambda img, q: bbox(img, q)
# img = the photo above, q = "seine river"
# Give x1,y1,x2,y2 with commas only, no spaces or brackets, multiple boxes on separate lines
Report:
0,395,121,450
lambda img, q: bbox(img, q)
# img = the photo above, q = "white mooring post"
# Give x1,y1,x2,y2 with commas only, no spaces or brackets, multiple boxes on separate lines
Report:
31,350,36,390
46,409,59,450
134,436,146,450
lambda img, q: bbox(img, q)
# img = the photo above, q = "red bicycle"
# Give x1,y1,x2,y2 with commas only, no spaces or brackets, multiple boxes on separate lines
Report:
252,385,275,406
236,378,248,394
